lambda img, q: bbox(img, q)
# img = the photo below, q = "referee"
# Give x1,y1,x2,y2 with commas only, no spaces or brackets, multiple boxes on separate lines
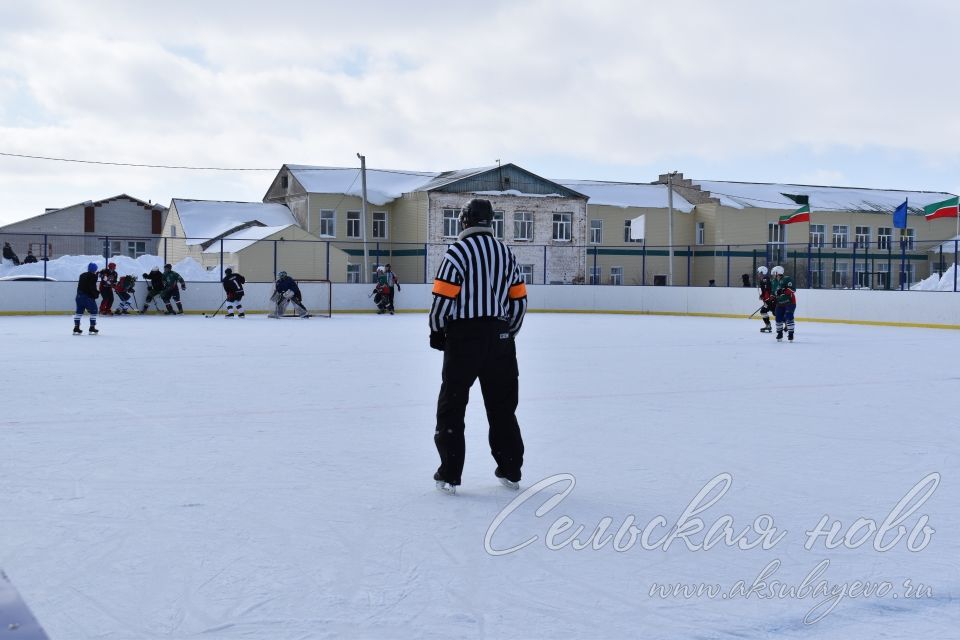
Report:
429,198,528,495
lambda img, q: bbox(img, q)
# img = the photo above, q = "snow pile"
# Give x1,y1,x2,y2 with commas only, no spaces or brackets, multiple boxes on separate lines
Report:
911,272,941,291
0,254,220,281
936,264,959,291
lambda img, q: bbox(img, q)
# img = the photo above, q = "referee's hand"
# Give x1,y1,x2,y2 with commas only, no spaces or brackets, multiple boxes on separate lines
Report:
429,331,446,351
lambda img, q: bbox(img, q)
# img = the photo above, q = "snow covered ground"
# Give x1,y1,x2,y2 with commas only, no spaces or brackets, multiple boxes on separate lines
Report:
1,313,957,639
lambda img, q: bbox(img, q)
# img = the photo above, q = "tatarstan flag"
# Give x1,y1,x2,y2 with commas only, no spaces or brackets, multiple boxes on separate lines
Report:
924,196,959,221
779,204,810,225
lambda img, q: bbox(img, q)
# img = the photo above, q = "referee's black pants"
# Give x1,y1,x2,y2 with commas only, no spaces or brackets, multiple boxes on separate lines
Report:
435,318,524,486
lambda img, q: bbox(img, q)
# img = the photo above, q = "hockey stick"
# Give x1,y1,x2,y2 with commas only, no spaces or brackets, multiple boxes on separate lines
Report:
205,299,228,318
748,305,764,319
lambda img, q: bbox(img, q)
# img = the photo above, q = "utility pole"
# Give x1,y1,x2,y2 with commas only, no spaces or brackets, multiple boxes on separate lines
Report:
357,153,369,283
667,171,677,286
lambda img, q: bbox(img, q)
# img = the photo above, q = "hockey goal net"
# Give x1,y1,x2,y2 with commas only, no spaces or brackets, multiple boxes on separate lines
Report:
268,279,332,318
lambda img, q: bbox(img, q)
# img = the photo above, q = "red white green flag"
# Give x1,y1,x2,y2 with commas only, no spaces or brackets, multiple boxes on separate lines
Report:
923,196,959,221
779,204,810,225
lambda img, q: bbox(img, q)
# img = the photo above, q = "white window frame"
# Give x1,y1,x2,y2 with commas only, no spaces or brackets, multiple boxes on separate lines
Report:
809,224,825,248
902,228,916,251
876,262,890,289
170,224,177,238
346,211,361,239
877,227,892,250
514,211,533,241
590,219,602,244
442,208,460,238
518,263,534,284
492,210,504,240
833,261,849,288
832,225,848,249
552,212,572,242
768,222,786,263
372,211,388,240
109,240,122,257
589,265,602,285
127,241,146,258
319,210,336,238
346,264,360,283
855,226,871,248
696,222,705,246
610,266,623,286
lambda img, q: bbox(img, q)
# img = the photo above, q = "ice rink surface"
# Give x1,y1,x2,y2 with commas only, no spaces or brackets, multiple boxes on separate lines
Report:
1,312,957,639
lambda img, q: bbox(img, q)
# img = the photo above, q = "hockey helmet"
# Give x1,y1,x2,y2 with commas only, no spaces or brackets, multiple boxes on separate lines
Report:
150,266,160,272
224,268,233,276
756,266,768,275
277,271,288,279
87,262,98,272
459,198,494,228
108,262,116,269
163,263,172,270
771,265,785,276
376,265,385,273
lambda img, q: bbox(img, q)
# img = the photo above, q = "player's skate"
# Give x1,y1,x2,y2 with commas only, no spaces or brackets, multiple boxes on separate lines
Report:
495,469,519,491
776,329,783,341
434,472,456,495
760,325,772,333
788,330,794,342
88,326,99,335
72,325,82,335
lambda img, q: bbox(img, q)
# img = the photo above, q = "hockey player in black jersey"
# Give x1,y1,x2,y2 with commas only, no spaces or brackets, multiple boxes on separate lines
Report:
73,262,100,334
222,268,246,317
756,265,776,333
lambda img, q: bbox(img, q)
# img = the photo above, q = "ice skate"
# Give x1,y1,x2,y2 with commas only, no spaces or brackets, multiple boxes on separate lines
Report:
776,329,783,341
88,326,99,335
495,469,520,491
760,326,772,333
788,331,794,342
72,325,83,335
434,472,456,495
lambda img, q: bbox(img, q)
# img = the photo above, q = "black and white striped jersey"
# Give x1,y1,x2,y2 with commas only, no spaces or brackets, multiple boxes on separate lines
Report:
429,227,528,334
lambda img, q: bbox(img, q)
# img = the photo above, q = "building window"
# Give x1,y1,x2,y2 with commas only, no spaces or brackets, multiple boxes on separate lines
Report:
810,262,826,288
347,211,360,238
346,264,360,283
109,240,122,257
170,225,178,238
877,227,892,250
442,208,460,238
492,210,504,240
127,241,146,258
832,261,849,288
281,175,289,189
28,242,52,259
514,211,533,241
552,213,572,241
610,266,623,285
876,263,890,289
518,264,534,283
902,228,916,251
84,206,95,233
624,219,643,244
832,225,848,248
768,222,786,264
855,226,871,248
855,260,870,288
151,210,162,234
590,219,602,244
319,210,335,237
810,224,825,248
696,222,705,246
373,211,387,239
589,265,601,285
900,263,916,287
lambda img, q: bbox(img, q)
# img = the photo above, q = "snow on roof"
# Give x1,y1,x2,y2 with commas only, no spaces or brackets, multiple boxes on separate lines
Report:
172,200,297,244
286,165,439,206
201,225,295,254
927,235,960,254
692,180,957,212
555,180,695,211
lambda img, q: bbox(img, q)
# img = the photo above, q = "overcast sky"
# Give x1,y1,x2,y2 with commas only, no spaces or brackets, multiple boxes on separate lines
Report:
1,0,958,226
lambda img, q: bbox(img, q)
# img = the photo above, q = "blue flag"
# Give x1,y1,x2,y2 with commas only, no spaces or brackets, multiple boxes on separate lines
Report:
893,199,908,229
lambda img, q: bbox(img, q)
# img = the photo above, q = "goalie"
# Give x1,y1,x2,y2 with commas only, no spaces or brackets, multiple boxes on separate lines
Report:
269,271,311,318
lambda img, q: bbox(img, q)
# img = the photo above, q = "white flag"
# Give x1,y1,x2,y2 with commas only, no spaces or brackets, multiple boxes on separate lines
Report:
630,215,645,240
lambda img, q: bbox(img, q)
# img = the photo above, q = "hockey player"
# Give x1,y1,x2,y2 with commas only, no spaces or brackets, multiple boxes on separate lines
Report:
756,265,776,333
384,263,401,312
373,266,393,314
98,262,118,315
160,263,186,314
429,198,528,495
771,265,797,342
73,262,100,335
114,274,136,314
140,267,165,313
270,271,310,318
222,267,246,318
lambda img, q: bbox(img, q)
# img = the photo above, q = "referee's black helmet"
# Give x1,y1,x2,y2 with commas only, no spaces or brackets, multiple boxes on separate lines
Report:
459,198,494,228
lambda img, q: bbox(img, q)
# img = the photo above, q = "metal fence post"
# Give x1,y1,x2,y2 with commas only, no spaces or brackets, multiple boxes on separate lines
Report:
326,241,331,280
642,244,646,285
219,238,224,281
686,245,691,286
726,245,731,287
852,241,858,289
592,245,597,284
542,245,547,284
273,239,278,278
43,233,48,279
807,243,812,289
423,243,428,284
955,240,958,292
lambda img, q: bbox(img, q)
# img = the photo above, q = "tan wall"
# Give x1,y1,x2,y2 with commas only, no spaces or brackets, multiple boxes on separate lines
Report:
199,227,351,282
159,205,190,265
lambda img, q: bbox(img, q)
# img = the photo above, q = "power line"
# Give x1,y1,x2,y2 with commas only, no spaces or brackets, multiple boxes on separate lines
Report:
0,151,275,171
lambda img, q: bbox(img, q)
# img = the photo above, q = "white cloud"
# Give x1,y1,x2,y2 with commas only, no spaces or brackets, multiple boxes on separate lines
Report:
1,0,959,225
